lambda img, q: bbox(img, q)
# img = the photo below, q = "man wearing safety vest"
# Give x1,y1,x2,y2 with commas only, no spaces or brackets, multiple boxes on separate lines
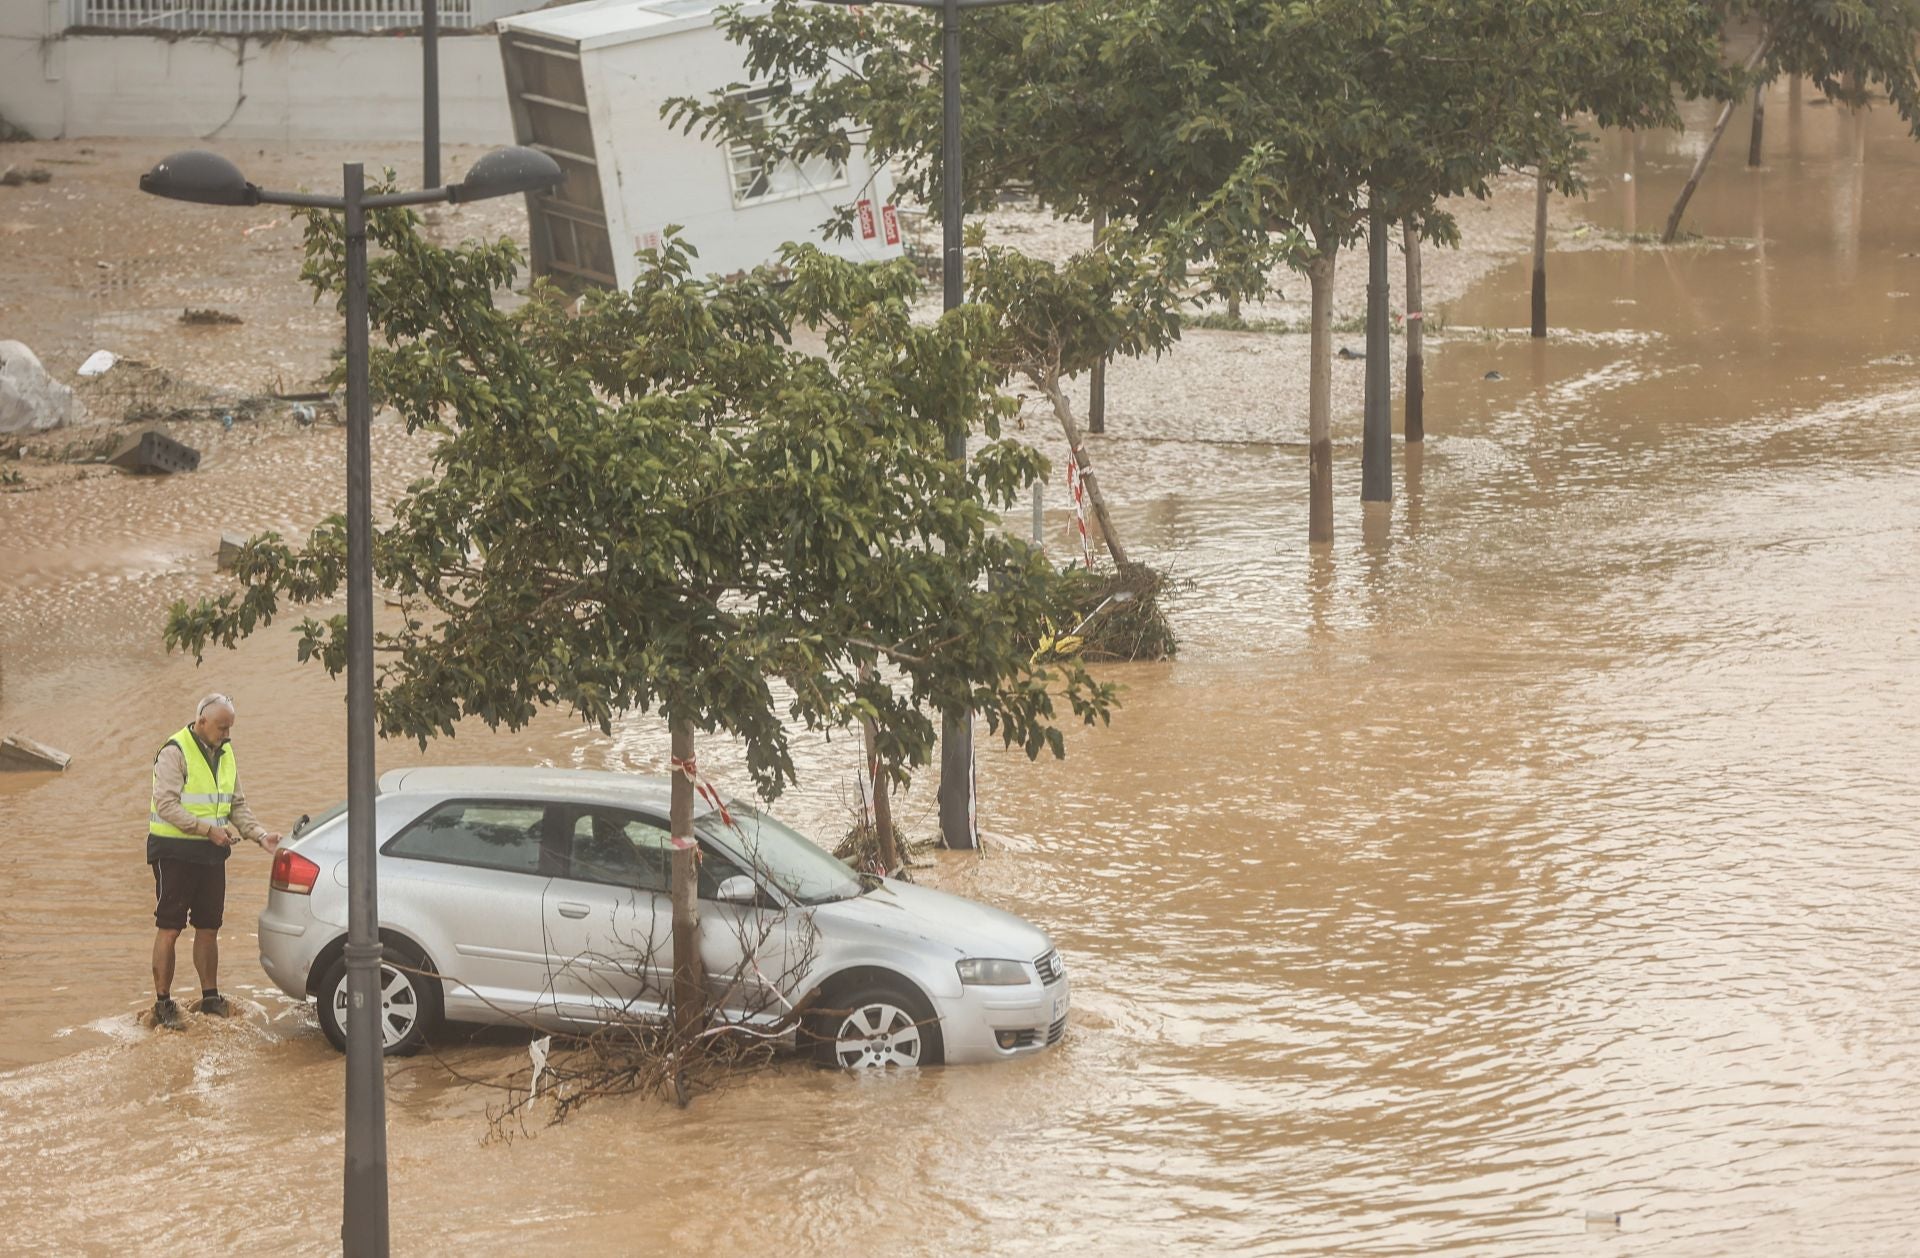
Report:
147,693,281,1030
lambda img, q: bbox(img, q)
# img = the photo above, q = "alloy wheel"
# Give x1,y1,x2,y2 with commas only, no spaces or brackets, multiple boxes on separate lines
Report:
333,962,421,1049
833,1000,924,1069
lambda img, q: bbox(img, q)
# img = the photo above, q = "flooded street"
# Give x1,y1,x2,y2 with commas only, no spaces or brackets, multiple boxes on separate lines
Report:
3,84,1919,1255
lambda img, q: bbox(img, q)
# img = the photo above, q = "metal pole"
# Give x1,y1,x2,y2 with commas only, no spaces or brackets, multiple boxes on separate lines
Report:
1088,207,1107,434
340,162,391,1258
422,0,441,188
936,0,976,851
1361,194,1392,503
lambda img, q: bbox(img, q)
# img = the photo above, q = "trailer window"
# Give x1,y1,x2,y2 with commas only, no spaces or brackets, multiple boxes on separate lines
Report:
726,87,848,207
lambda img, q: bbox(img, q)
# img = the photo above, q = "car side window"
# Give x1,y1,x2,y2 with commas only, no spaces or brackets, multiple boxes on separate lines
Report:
566,808,673,894
386,801,550,875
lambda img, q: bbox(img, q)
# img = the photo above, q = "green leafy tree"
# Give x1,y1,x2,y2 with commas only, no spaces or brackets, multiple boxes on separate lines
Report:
166,208,1116,1024
966,229,1189,569
674,0,1731,537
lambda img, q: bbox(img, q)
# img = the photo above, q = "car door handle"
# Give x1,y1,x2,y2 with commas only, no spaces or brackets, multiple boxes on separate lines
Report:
556,901,590,919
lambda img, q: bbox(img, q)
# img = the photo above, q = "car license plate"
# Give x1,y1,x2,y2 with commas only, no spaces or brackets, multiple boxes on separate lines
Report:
1052,991,1067,1023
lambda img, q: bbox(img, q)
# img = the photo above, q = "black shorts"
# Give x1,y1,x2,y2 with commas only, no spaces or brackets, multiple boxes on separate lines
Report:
152,859,225,931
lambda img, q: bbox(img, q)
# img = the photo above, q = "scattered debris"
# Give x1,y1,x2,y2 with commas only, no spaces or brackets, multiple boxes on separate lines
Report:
0,112,32,143
217,531,248,570
108,429,202,475
1337,345,1366,360
0,466,24,489
0,341,75,435
835,817,934,874
1053,562,1179,663
180,308,243,326
77,350,117,377
1484,370,1504,380
0,165,53,187
0,734,72,773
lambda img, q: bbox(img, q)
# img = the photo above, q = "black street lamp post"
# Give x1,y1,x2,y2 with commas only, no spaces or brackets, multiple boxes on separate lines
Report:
820,0,1054,850
423,0,441,188
137,145,561,1258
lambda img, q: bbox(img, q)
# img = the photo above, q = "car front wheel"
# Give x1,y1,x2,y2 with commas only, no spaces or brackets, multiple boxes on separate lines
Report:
315,942,440,1057
811,981,944,1070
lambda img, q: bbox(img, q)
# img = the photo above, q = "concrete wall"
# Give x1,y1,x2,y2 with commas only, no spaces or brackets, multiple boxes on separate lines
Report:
1,27,513,144
0,1,67,138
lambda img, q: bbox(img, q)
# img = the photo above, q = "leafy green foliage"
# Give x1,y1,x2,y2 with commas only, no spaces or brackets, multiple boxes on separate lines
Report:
165,209,1117,796
673,0,1728,274
1744,0,1920,124
967,229,1187,395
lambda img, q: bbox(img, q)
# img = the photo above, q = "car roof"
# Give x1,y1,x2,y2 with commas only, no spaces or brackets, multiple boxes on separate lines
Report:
375,765,707,815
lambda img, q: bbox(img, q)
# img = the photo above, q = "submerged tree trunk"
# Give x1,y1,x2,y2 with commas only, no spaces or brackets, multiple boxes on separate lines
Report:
1306,236,1336,545
1404,216,1425,444
669,718,704,1038
1532,168,1550,337
1665,41,1770,243
859,675,901,873
1361,196,1392,504
1089,208,1108,435
1039,374,1131,568
1748,77,1767,166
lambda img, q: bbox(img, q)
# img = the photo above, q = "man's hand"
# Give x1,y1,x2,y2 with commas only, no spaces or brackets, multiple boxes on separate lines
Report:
207,825,235,848
259,833,283,853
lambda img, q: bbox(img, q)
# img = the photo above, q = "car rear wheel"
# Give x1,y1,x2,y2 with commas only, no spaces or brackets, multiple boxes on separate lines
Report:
315,942,440,1057
810,981,943,1070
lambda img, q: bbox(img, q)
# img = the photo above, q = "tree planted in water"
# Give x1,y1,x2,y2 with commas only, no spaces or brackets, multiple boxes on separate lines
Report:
1666,2,1920,243
164,212,1117,1036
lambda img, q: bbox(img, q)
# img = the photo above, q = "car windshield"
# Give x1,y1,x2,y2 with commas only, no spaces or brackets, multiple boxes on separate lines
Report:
697,804,861,905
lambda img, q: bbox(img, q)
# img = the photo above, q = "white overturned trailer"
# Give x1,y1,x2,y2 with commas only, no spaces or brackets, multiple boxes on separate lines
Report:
495,0,906,291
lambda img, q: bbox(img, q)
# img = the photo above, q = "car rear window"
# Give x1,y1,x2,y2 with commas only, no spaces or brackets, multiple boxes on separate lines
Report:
387,801,548,875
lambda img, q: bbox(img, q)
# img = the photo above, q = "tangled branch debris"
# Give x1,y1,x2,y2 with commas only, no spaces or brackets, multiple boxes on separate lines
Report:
422,901,880,1136
1053,562,1179,663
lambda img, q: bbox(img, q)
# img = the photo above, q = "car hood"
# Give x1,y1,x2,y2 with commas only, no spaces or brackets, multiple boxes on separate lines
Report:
811,877,1053,961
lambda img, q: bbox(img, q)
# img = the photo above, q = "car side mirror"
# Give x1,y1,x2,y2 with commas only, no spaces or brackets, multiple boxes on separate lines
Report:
714,874,759,905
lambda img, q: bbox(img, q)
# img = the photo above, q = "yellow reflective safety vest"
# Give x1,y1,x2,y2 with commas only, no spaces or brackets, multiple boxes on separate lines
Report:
148,726,237,840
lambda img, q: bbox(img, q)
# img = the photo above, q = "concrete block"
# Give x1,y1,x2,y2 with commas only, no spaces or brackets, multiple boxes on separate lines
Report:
0,734,72,772
108,429,200,475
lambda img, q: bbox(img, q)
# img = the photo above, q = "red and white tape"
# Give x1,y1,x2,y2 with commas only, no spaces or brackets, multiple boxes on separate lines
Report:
1066,452,1094,570
668,754,734,849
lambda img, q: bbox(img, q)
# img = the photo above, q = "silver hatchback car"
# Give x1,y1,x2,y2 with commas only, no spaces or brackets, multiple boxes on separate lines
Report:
258,766,1070,1068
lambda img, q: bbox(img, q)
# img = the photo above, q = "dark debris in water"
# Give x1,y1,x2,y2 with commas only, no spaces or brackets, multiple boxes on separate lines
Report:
1055,562,1179,663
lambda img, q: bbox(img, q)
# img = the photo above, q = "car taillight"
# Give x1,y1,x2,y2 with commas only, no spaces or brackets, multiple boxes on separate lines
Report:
271,849,321,895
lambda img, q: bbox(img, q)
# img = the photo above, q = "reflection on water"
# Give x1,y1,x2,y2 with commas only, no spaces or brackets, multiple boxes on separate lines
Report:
2,85,1918,1254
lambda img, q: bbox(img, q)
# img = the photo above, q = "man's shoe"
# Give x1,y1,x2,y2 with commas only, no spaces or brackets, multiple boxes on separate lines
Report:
152,997,186,1031
198,993,230,1018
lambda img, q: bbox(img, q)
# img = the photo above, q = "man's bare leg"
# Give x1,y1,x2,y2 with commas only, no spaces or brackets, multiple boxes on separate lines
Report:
153,928,180,998
192,928,219,997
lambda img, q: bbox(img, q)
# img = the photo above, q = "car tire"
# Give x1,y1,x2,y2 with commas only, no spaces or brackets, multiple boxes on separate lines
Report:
315,941,441,1057
809,979,944,1070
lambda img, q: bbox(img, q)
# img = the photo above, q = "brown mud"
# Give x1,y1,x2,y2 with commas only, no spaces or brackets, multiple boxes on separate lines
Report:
2,86,1919,1254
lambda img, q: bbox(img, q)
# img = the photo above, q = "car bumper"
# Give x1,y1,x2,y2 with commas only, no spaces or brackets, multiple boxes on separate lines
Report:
937,972,1071,1065
258,892,328,1001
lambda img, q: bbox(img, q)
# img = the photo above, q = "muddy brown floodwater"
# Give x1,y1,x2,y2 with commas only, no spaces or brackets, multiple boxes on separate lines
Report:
4,85,1919,1255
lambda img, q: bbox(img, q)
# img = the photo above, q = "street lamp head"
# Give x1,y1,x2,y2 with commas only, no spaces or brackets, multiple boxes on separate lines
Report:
449,146,564,203
138,150,261,207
